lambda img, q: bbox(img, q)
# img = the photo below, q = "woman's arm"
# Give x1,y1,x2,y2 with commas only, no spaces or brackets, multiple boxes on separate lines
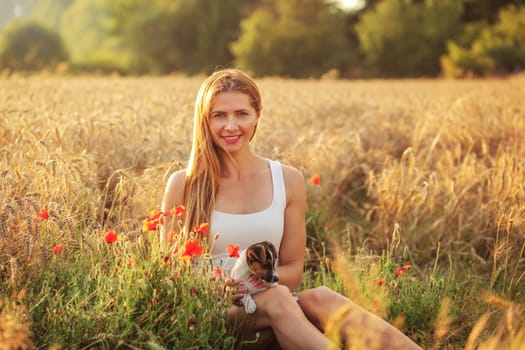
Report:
160,169,186,248
276,165,307,290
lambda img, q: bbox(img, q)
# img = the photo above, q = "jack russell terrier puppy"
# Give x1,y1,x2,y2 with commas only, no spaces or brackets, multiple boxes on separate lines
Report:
230,241,279,314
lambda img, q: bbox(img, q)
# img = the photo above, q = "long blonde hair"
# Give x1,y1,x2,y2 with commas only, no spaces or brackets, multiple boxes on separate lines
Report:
182,69,262,236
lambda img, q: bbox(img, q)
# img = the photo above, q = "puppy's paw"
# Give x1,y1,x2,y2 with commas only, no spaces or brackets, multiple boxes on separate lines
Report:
243,295,257,314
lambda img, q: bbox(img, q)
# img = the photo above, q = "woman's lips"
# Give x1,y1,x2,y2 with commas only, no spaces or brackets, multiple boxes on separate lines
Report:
223,135,241,144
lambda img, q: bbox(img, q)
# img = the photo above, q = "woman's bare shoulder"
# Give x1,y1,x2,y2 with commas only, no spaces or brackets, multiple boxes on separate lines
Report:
166,169,187,187
162,169,187,210
280,164,305,183
280,164,306,200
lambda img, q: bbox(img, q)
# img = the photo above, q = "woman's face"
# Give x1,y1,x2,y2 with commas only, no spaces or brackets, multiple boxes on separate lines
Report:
208,91,259,154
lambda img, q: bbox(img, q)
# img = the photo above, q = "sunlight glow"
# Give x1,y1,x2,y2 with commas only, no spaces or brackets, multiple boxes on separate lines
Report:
337,0,365,11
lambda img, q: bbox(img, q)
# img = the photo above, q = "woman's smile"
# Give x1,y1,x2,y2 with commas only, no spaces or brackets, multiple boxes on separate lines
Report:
223,135,242,144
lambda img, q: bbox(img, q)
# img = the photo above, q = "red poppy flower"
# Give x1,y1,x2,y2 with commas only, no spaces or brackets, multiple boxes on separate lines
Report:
227,244,240,258
53,243,64,255
181,239,204,258
395,264,412,277
104,229,119,244
56,310,62,318
143,219,159,232
310,174,321,185
175,205,185,216
39,208,50,220
194,223,209,235
142,210,166,232
148,210,163,221
376,279,385,286
213,267,223,280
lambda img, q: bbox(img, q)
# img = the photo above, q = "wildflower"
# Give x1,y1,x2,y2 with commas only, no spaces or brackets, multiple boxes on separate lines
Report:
213,267,223,280
190,286,199,297
194,223,209,234
53,243,64,255
376,279,385,286
56,310,62,317
188,316,197,330
181,239,204,258
104,229,119,244
148,210,163,221
310,174,321,185
227,243,240,258
143,220,159,232
163,256,170,264
395,264,412,277
143,210,164,232
174,205,185,216
39,208,49,220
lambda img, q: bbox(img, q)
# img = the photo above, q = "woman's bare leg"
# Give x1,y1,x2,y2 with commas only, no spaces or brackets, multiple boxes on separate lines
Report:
228,285,330,350
296,286,422,350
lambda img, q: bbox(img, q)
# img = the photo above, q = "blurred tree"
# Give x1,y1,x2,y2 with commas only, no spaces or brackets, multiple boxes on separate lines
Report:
103,0,251,75
60,0,131,73
442,4,525,77
232,0,354,77
0,19,68,71
31,0,74,29
356,0,463,77
462,0,523,24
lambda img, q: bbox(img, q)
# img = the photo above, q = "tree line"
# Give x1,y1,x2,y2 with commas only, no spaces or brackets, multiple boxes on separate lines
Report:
0,0,523,78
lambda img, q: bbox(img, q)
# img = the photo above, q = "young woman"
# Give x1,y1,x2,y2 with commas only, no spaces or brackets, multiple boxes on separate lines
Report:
161,69,421,350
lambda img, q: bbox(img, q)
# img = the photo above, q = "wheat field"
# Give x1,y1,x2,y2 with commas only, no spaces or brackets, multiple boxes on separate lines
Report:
1,74,524,349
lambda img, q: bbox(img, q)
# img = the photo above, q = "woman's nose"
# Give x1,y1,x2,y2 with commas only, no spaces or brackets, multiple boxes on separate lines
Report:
224,116,236,130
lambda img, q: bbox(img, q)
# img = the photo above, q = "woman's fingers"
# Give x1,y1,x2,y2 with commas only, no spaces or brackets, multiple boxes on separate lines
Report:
223,278,248,304
248,275,267,288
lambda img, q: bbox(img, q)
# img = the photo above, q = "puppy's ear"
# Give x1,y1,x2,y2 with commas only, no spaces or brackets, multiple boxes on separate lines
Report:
246,244,266,265
264,241,278,259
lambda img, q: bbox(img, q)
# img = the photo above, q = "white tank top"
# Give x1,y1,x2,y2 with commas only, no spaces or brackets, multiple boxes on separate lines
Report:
209,160,286,271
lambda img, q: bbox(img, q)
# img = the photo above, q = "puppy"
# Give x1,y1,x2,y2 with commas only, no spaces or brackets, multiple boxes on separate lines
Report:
230,241,279,314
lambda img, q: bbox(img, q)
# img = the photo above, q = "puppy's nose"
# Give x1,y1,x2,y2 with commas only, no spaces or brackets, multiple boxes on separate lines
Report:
272,274,279,283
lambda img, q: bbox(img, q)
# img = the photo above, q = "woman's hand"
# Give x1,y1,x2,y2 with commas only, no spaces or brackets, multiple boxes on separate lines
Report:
223,277,248,306
247,274,269,289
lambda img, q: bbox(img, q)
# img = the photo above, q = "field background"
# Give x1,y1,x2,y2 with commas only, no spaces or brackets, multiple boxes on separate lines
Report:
1,74,524,349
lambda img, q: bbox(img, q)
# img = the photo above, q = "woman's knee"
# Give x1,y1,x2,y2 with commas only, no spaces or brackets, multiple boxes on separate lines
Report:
301,286,346,307
255,285,301,321
298,286,349,329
